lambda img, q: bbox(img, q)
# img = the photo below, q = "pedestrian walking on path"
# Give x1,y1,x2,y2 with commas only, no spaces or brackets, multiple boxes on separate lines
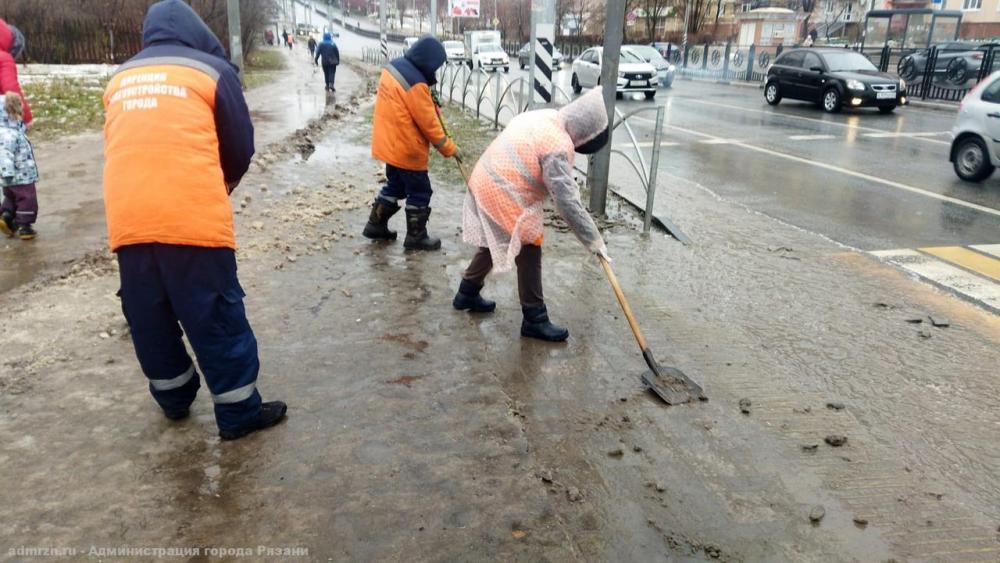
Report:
363,36,459,251
0,18,31,126
453,88,611,342
0,92,38,240
285,31,294,50
102,0,286,441
307,34,317,57
313,32,340,92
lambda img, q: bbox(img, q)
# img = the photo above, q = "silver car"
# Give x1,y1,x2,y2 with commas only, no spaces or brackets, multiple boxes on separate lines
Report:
623,44,675,88
571,47,659,100
951,71,1000,182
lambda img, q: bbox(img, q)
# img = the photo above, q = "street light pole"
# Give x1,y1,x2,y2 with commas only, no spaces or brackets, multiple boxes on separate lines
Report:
226,0,244,74
430,0,437,35
587,0,627,215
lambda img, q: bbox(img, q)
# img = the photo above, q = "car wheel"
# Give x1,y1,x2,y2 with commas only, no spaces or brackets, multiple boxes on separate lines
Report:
520,61,526,70
764,81,781,105
822,88,842,113
504,66,509,73
953,136,995,182
878,105,896,114
644,90,656,100
897,56,918,82
572,73,582,94
616,92,623,100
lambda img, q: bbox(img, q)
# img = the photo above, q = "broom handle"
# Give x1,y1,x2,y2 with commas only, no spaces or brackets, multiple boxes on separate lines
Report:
599,256,649,351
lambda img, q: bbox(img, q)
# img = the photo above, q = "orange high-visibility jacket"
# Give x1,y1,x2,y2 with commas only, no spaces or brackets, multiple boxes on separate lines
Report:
371,38,455,171
103,0,254,252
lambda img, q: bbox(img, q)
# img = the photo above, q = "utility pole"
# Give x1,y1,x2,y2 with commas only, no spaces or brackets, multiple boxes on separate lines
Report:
227,0,244,74
528,0,556,108
587,0,626,215
380,0,388,60
682,0,689,53
430,0,437,35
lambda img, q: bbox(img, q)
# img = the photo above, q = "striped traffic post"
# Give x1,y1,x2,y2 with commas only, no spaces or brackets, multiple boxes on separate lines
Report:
533,35,554,104
379,0,388,62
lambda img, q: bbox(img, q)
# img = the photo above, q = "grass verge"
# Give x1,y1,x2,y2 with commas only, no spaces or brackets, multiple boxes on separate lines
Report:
244,48,287,89
22,77,108,141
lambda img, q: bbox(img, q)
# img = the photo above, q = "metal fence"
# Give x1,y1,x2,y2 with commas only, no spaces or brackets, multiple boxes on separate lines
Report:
672,40,1000,102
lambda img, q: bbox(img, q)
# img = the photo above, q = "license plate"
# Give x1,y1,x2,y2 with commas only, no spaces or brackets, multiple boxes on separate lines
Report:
631,80,648,87
877,91,896,99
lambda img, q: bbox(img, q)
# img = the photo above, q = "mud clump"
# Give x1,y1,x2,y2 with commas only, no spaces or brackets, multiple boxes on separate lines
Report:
825,435,848,447
566,487,583,502
809,505,826,524
607,448,624,458
826,401,845,411
738,398,751,415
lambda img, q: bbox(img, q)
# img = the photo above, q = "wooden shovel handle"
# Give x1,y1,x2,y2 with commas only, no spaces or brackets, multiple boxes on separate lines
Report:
456,159,470,185
599,256,649,351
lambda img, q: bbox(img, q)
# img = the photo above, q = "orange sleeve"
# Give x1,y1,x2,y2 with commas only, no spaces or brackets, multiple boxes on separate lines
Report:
403,83,456,157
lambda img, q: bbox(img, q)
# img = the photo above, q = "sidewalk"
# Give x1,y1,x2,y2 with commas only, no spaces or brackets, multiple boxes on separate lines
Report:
1,55,999,561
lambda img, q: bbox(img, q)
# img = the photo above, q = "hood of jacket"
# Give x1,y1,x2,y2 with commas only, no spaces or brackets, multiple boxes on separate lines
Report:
0,19,23,58
142,0,227,61
322,32,333,43
404,37,446,83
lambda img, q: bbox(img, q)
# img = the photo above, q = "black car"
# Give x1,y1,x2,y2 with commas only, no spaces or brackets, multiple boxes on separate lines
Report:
764,48,908,114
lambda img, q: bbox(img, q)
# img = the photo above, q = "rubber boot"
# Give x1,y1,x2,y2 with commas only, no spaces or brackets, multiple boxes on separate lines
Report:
0,211,13,238
453,279,496,313
403,207,441,251
521,305,569,342
16,224,36,241
219,401,288,441
362,198,400,241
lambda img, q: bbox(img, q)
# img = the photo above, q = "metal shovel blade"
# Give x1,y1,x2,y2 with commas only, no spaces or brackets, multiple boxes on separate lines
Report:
641,357,705,405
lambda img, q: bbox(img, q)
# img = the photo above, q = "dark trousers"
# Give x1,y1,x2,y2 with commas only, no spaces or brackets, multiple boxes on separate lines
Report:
377,164,433,208
1,183,38,226
117,244,262,431
322,64,337,89
463,245,543,307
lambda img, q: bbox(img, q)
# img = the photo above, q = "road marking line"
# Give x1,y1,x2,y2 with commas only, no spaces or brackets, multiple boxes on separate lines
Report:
863,131,950,139
869,248,1000,313
970,244,1000,259
674,97,951,145
788,134,837,141
700,138,739,144
641,118,1000,219
920,246,1000,281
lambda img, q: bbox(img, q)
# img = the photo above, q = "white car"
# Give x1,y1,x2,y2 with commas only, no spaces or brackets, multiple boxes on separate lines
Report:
471,43,510,72
443,40,465,64
951,71,1000,182
572,47,659,100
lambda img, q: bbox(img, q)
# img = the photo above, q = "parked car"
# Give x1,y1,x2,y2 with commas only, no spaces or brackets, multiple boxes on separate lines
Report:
572,47,659,99
470,43,510,72
651,41,682,62
897,41,989,85
517,42,564,70
624,44,676,88
764,48,908,113
443,40,465,64
950,71,1000,182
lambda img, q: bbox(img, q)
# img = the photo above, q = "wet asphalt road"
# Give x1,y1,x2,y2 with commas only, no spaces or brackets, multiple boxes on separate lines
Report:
320,7,1000,252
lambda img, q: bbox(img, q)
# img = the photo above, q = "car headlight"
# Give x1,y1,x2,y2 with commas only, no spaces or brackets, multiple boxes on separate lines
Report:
899,78,906,90
847,79,865,91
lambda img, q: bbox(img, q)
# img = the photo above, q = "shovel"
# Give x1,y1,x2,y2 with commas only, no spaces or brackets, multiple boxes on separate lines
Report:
598,256,704,405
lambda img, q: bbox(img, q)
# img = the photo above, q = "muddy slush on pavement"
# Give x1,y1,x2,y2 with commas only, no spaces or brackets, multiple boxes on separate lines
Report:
2,47,1000,562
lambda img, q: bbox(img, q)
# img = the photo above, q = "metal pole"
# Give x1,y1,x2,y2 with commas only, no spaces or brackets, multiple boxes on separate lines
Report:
430,0,437,36
643,106,665,234
682,0,689,53
380,0,388,61
227,0,244,74
587,0,626,215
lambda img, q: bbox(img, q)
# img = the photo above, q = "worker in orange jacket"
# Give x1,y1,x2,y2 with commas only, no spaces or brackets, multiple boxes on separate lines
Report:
103,0,285,441
363,36,458,251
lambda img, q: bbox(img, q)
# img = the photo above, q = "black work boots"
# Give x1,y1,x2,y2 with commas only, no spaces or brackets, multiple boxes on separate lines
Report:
403,207,441,251
362,198,400,240
521,305,569,342
219,401,288,441
452,279,496,313
363,200,440,251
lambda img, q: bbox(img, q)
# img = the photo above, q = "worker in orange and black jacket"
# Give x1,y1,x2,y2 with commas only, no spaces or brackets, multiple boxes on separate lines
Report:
103,0,285,441
362,36,458,251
